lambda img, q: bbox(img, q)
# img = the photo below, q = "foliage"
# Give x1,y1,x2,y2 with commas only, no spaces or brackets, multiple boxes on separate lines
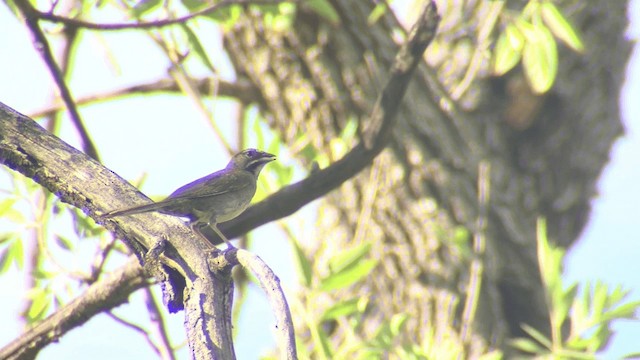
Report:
510,219,640,359
492,0,584,94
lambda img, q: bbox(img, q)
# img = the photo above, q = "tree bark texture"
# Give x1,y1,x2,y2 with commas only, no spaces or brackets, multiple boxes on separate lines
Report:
223,0,630,354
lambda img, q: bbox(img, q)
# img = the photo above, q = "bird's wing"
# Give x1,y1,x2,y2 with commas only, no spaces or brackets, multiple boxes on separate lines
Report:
166,169,253,200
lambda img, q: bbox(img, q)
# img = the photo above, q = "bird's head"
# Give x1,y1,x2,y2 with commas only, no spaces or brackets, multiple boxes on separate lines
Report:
228,148,276,176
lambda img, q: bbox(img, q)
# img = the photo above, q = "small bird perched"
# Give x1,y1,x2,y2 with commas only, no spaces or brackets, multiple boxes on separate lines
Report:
103,148,276,248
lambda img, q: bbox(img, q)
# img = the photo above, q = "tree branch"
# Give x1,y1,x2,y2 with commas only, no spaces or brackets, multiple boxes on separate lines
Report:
229,249,297,359
211,1,441,243
0,2,439,357
15,0,99,160
27,0,289,30
0,102,234,359
28,78,260,119
0,258,147,360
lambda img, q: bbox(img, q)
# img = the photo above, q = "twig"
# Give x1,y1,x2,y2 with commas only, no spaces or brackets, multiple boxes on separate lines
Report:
15,0,99,160
0,258,147,360
28,0,289,31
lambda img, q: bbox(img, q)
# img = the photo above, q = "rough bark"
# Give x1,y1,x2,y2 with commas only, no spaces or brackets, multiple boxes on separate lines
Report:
223,0,630,354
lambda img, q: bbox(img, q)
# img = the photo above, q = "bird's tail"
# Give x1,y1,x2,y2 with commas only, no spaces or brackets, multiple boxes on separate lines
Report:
103,201,165,218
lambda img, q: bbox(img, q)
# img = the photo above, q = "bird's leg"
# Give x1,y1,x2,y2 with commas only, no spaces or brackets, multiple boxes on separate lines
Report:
211,223,235,250
188,221,235,250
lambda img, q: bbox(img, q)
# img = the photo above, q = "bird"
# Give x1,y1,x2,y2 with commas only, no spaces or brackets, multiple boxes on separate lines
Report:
103,148,276,248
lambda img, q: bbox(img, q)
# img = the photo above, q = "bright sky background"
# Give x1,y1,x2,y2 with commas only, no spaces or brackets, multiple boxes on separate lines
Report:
0,1,638,359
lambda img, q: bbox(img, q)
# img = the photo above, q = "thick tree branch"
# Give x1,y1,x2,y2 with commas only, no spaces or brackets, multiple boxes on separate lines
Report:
0,102,234,359
0,2,439,357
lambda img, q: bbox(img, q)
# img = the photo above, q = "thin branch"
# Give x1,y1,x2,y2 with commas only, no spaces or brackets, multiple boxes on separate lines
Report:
106,311,165,358
29,0,290,31
0,258,147,360
28,78,260,119
15,0,99,160
143,287,177,360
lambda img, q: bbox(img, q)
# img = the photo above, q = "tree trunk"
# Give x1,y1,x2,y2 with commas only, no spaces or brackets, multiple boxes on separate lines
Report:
223,0,630,354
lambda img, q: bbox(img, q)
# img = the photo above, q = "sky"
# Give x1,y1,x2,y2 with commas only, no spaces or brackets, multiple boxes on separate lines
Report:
0,1,638,359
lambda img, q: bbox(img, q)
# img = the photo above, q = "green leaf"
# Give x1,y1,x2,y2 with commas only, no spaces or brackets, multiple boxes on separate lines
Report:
320,259,377,291
478,350,504,360
492,23,524,76
602,300,640,321
0,233,14,245
390,313,408,336
304,0,340,25
552,282,578,328
521,323,552,349
536,218,564,294
131,0,162,18
26,288,51,323
180,23,217,74
368,3,387,25
591,282,608,321
292,238,313,287
510,337,545,354
522,23,558,94
12,237,24,270
0,198,17,217
328,242,372,274
541,1,584,53
321,298,362,320
310,321,333,359
0,246,12,274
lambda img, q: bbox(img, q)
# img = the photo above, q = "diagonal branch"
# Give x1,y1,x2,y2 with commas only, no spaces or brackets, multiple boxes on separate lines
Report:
0,258,147,360
15,0,99,160
0,2,439,358
212,2,441,243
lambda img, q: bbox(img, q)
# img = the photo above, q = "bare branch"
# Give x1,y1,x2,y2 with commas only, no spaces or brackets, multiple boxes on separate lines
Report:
14,0,100,160
28,0,290,31
28,78,260,119
0,258,147,360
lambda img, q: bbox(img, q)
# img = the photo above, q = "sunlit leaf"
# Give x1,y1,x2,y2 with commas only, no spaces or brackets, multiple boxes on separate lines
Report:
390,313,408,336
320,259,377,291
0,246,12,274
304,0,340,24
292,238,313,287
368,3,387,25
26,288,51,323
492,23,524,75
131,0,162,18
180,23,217,74
55,235,74,251
510,337,544,354
12,237,24,270
321,298,362,320
541,1,584,52
522,23,558,93
328,242,371,274
521,323,552,349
